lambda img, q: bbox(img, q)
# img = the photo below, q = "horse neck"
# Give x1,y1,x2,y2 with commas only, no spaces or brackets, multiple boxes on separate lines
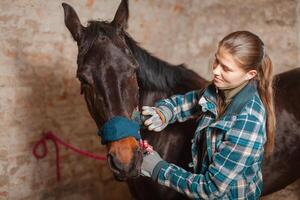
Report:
124,34,207,106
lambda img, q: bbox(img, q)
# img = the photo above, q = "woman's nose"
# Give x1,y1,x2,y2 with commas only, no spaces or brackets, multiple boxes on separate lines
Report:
213,64,221,76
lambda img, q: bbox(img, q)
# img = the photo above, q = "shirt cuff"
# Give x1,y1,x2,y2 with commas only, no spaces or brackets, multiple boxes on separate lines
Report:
151,160,169,181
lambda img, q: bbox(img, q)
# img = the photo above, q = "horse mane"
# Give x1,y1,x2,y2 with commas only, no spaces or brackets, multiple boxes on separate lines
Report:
124,34,207,94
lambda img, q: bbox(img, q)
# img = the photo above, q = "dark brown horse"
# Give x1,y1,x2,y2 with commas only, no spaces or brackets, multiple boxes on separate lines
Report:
62,0,300,199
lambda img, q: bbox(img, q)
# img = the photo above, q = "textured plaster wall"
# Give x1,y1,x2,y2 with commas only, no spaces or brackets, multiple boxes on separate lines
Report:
0,0,299,199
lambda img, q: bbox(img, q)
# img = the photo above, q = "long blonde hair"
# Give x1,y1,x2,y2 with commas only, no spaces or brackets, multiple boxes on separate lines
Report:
218,31,276,157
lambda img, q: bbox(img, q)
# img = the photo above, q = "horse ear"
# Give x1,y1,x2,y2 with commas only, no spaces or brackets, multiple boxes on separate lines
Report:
62,3,83,42
112,0,129,30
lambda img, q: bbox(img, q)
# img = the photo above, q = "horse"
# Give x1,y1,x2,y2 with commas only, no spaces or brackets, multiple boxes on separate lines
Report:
62,0,300,199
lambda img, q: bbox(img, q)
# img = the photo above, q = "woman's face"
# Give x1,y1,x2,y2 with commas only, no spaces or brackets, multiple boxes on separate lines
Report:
212,47,257,89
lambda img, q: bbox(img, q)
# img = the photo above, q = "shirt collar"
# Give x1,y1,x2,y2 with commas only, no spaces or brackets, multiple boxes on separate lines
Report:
222,80,249,105
199,80,258,116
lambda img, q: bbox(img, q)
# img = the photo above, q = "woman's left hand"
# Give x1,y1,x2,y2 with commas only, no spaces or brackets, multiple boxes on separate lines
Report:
141,150,163,177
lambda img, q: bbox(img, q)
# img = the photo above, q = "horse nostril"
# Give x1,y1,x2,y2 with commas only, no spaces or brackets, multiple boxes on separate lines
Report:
107,153,122,174
107,152,113,162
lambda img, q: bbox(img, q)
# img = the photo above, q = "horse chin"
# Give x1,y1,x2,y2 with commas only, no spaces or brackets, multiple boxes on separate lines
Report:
114,173,128,182
113,169,141,182
110,161,142,181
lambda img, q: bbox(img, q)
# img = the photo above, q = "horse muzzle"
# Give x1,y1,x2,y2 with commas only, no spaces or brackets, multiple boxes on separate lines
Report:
107,146,143,181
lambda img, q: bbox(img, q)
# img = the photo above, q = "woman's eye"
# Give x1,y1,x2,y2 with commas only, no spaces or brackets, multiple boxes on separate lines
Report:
222,65,230,72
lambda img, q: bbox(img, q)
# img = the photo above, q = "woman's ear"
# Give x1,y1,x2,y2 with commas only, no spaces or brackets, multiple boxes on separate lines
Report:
246,70,257,80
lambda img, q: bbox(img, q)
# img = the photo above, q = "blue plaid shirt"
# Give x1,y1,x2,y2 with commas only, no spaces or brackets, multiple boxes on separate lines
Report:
154,80,266,199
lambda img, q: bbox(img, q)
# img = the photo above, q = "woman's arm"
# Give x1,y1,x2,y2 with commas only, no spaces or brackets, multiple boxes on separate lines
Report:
155,90,203,124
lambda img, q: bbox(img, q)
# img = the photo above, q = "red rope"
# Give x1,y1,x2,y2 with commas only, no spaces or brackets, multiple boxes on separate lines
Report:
32,131,106,181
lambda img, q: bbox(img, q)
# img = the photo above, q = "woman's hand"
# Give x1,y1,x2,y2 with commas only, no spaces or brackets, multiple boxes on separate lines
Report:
140,140,167,180
141,150,163,177
142,106,172,132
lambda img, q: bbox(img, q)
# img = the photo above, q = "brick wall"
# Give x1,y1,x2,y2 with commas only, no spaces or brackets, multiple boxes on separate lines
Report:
0,0,299,199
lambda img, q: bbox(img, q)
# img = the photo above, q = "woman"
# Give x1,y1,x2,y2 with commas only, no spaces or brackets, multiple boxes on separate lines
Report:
140,31,276,199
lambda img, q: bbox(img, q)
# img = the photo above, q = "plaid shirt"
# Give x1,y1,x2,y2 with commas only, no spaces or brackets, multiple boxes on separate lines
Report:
154,80,266,199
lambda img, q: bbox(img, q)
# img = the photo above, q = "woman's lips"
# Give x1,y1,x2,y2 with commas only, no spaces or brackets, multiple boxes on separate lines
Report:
214,77,223,82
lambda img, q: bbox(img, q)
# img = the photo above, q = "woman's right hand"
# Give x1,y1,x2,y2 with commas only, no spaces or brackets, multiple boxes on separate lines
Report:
142,106,171,132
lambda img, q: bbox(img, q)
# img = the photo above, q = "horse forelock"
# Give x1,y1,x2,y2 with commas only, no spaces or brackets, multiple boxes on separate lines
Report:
78,21,110,58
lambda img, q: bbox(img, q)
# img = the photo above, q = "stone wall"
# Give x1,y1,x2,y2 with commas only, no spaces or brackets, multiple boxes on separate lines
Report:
0,0,299,199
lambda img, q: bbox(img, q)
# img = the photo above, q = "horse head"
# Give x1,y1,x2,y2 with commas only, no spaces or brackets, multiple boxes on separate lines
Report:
62,0,142,181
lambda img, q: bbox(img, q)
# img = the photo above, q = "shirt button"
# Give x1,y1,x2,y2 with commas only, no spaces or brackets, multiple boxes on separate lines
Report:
188,162,194,168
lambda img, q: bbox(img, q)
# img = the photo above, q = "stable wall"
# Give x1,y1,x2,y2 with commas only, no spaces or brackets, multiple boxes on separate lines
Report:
0,0,299,199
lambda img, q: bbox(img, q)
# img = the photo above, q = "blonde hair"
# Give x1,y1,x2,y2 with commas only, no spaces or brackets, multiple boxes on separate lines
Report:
218,31,276,157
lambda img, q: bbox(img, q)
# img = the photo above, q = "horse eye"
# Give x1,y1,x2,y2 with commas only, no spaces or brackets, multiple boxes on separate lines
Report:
78,77,86,84
99,36,107,41
77,74,89,84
